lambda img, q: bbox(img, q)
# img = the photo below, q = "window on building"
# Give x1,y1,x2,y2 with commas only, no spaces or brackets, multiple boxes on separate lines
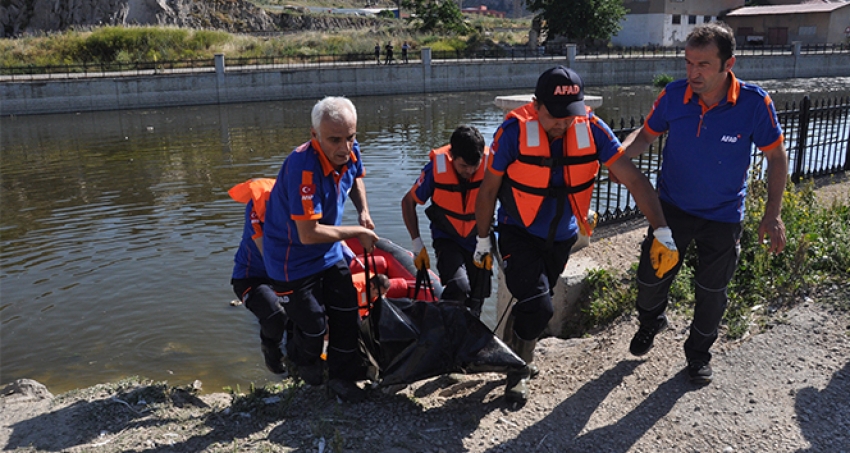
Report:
672,15,681,25
688,15,697,24
704,16,712,23
799,26,816,36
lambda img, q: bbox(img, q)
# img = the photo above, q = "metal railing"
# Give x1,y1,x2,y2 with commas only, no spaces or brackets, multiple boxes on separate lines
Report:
592,95,850,226
0,58,216,80
3,43,847,80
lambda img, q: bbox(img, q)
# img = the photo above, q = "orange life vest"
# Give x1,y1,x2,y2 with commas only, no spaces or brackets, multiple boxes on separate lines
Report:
500,103,599,237
425,145,489,239
228,178,276,238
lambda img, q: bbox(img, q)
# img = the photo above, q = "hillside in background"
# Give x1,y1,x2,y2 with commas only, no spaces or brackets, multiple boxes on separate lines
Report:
1,0,389,37
0,0,531,37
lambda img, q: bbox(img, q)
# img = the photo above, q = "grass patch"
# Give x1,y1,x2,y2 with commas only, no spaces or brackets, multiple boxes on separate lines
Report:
226,380,301,419
1,20,530,69
577,177,850,339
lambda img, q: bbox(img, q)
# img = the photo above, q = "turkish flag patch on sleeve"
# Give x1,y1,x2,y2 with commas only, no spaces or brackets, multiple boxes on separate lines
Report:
300,184,316,198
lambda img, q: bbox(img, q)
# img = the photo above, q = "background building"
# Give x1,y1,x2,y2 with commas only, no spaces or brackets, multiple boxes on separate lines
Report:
724,2,850,45
612,0,745,47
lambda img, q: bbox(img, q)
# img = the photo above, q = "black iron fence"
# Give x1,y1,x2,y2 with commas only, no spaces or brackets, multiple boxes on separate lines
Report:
593,95,850,226
3,43,848,80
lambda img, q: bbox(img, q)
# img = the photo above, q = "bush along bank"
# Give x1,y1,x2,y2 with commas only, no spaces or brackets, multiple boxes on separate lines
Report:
579,175,850,339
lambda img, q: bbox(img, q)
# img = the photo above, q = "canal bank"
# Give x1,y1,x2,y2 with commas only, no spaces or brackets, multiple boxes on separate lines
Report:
2,46,849,116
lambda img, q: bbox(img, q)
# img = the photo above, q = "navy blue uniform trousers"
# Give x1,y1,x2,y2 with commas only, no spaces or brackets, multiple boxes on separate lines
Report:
635,200,743,364
497,224,576,341
271,260,362,381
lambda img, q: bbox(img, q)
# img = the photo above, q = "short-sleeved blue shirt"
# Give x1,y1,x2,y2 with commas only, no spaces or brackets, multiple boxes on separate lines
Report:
232,200,268,279
409,161,477,252
645,73,783,222
490,111,624,241
263,140,364,282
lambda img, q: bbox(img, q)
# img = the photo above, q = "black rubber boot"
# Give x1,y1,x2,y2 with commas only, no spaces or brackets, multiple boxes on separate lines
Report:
503,315,536,404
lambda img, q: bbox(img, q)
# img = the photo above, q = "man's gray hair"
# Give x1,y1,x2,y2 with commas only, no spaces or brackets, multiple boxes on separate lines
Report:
311,96,357,133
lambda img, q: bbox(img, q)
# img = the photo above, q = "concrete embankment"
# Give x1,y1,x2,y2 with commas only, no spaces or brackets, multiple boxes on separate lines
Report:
2,45,849,116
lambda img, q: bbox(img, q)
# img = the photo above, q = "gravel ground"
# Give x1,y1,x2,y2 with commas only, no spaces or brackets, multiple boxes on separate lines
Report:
2,175,848,453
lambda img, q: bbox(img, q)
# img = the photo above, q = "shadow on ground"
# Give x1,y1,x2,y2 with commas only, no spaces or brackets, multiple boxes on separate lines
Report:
483,360,696,452
795,360,850,452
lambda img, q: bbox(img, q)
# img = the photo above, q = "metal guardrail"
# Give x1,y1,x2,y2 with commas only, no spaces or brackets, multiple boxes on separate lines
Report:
592,96,850,226
3,43,847,80
0,58,216,80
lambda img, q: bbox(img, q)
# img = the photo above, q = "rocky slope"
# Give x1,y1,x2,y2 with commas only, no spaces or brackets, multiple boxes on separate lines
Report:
0,0,385,37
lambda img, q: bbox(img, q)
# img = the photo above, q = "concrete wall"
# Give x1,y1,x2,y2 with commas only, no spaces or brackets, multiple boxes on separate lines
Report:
2,49,849,116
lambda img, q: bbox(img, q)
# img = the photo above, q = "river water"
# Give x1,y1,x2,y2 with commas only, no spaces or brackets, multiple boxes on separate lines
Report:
2,79,847,394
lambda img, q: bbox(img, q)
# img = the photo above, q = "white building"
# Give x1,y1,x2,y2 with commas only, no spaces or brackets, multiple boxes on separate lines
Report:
612,0,745,47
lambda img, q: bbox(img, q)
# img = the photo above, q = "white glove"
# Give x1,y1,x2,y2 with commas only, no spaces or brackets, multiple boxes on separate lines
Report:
412,237,425,254
473,236,492,270
412,237,430,270
650,226,679,278
653,227,677,251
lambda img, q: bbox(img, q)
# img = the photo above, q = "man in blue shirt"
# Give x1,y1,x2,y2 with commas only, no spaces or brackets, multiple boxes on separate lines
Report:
475,66,677,404
622,22,787,384
401,125,488,315
264,96,379,403
229,178,290,375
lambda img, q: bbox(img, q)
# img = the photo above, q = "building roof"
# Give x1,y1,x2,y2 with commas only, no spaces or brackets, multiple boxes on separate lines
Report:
726,2,850,17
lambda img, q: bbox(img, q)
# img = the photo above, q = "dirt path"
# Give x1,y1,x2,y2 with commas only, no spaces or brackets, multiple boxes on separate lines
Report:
2,175,848,453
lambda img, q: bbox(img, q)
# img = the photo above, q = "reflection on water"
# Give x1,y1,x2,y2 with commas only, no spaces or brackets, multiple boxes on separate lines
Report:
2,80,846,394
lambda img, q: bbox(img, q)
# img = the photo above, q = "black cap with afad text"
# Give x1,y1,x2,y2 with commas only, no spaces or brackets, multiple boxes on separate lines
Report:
534,66,587,118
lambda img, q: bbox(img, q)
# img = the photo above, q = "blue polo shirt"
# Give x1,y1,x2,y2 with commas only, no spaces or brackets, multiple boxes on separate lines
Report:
489,111,624,241
409,161,477,252
645,73,783,223
232,200,268,279
263,139,364,282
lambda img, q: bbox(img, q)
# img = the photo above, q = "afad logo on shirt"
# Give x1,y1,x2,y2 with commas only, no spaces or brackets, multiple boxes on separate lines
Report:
300,184,316,200
720,134,741,143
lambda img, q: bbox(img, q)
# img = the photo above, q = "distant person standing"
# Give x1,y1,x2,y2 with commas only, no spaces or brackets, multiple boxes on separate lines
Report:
375,43,381,64
401,41,410,63
385,41,394,65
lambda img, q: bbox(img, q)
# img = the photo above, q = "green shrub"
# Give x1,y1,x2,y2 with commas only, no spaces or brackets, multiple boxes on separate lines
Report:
578,267,637,334
652,73,673,88
576,176,849,339
187,29,232,51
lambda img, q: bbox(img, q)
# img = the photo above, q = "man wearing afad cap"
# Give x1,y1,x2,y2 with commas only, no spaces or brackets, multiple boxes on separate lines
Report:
474,66,678,404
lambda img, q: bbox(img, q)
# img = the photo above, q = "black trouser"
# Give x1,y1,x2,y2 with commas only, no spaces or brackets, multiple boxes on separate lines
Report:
635,200,742,364
497,224,576,341
433,238,475,303
271,260,362,380
232,278,288,348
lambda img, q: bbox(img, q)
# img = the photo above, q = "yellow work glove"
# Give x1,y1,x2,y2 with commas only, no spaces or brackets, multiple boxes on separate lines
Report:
412,237,430,270
650,226,679,278
473,236,493,271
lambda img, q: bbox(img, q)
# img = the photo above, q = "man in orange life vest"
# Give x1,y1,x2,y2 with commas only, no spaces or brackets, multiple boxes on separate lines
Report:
474,66,679,404
401,125,489,316
229,178,291,375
